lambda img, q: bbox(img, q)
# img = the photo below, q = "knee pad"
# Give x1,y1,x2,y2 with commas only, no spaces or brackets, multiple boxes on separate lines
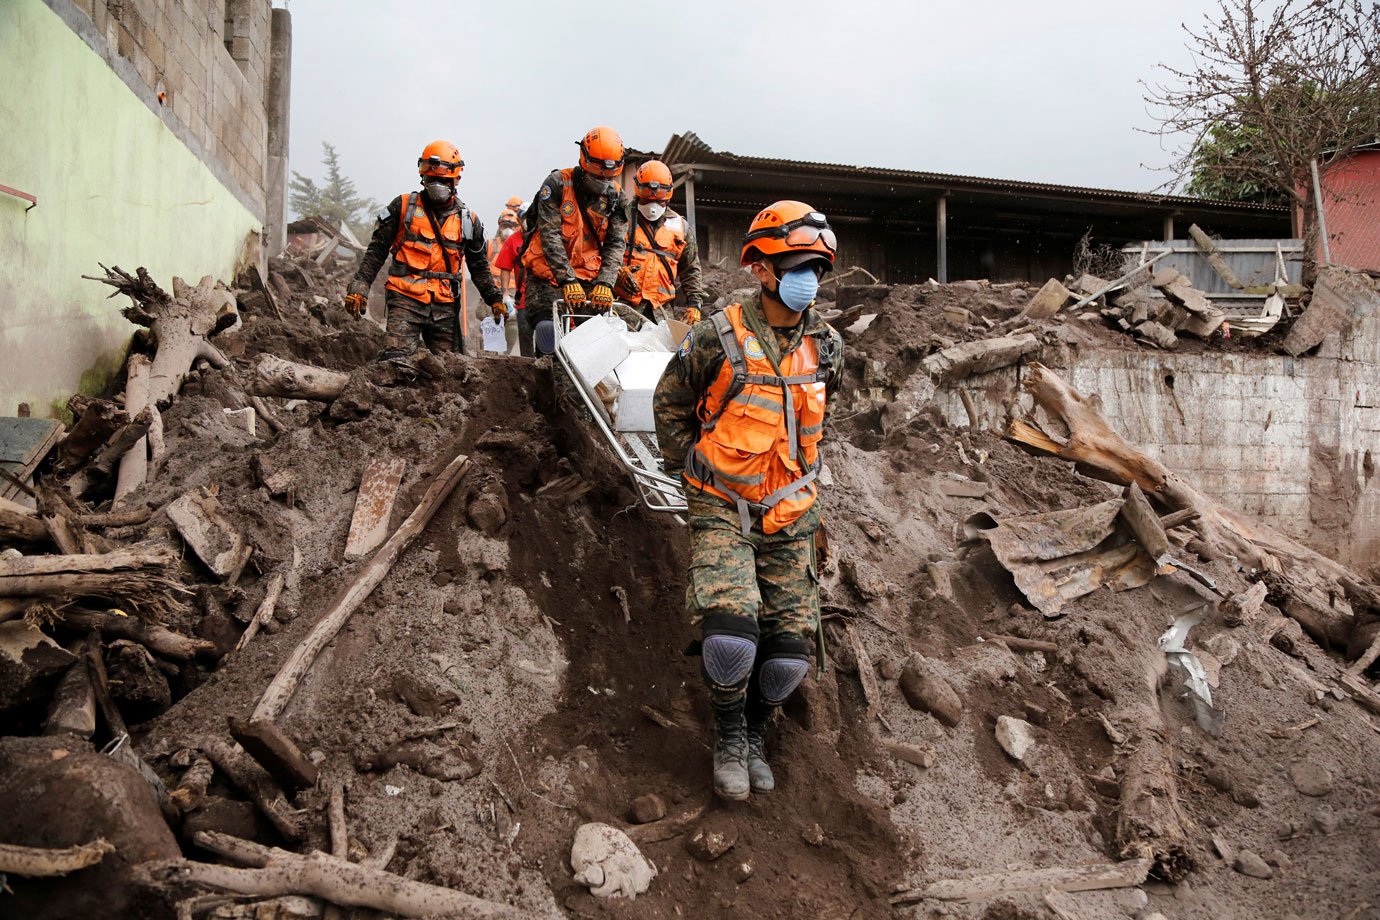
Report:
757,636,812,704
534,320,557,355
700,614,759,690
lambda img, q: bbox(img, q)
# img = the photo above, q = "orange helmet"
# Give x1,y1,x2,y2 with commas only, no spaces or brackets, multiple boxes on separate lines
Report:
505,195,523,209
740,200,836,270
633,160,674,202
418,140,463,179
578,126,625,178
498,208,519,226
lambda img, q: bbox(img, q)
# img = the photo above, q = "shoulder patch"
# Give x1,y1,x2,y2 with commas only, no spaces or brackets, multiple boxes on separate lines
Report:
742,334,765,361
560,201,575,217
678,329,694,358
539,184,553,200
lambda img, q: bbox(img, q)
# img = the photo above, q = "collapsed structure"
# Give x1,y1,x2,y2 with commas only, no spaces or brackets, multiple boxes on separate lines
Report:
2,231,1380,918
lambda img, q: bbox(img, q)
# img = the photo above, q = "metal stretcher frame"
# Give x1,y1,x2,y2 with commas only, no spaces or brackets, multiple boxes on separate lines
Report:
550,301,688,514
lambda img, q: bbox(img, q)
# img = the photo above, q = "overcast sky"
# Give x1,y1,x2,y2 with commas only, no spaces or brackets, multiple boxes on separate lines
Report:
284,0,1214,226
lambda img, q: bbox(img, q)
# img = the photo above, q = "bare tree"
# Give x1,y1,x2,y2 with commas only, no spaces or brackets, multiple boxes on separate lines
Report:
1146,0,1380,280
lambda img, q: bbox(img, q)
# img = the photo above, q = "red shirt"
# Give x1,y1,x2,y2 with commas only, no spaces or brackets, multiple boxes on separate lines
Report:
493,229,525,309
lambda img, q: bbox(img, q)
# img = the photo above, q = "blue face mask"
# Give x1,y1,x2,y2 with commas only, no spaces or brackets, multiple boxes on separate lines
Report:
774,266,819,313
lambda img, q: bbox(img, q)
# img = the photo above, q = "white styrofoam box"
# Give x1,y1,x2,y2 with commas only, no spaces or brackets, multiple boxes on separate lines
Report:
560,315,631,392
613,351,675,432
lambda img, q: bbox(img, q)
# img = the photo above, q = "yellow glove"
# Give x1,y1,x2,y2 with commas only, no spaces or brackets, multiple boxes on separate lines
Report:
562,281,586,307
591,283,614,312
683,305,702,324
491,302,506,320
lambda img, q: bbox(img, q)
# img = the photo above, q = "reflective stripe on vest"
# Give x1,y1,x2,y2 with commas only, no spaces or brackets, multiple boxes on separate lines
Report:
623,214,687,307
385,192,474,303
684,304,829,536
521,168,610,284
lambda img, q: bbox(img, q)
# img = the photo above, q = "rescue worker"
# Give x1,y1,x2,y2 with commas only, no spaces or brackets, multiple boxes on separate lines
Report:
492,216,532,356
488,207,521,297
345,140,503,363
616,160,706,323
486,207,522,352
652,201,842,801
521,126,629,351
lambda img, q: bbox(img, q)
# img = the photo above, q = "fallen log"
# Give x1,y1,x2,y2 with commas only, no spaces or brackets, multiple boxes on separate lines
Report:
252,452,471,722
113,354,152,506
85,268,237,506
142,831,533,919
44,641,98,737
253,355,349,402
202,739,306,842
1007,362,1359,647
169,752,215,813
0,838,115,877
0,497,47,543
1114,697,1193,881
923,334,1040,384
60,396,126,468
65,405,154,498
56,607,215,660
234,571,286,652
227,718,319,792
891,857,1152,904
0,543,189,616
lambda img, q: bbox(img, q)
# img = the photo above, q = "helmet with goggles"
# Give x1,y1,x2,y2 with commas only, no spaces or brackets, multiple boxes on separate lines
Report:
578,125,625,178
418,140,463,179
633,160,674,202
740,200,836,270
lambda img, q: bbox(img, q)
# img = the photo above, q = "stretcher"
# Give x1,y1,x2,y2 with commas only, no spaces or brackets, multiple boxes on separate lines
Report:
549,300,688,513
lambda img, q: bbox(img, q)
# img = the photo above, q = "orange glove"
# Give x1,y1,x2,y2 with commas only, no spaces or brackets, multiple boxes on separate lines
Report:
491,302,506,320
591,284,614,312
562,281,586,307
344,280,368,317
682,305,702,324
614,265,639,298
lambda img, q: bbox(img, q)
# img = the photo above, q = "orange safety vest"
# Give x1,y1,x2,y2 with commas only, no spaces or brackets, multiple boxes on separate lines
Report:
521,168,610,284
685,304,829,536
385,192,475,305
622,213,688,307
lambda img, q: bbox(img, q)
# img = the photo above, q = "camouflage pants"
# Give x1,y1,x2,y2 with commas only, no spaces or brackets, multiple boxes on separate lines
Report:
686,492,820,704
380,291,462,360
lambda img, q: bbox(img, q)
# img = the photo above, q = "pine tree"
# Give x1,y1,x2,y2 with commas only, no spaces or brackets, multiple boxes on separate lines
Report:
289,142,378,241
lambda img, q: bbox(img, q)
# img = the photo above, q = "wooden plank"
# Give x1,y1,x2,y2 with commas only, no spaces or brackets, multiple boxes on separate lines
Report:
1118,482,1169,559
0,417,62,502
938,478,990,499
344,458,406,562
891,858,1153,904
228,717,321,791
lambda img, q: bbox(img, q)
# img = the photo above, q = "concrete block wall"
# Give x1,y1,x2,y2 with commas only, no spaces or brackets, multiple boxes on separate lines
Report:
64,0,272,216
938,342,1380,568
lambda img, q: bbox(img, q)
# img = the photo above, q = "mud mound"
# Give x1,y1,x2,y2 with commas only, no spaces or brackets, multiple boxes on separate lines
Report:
5,271,1380,919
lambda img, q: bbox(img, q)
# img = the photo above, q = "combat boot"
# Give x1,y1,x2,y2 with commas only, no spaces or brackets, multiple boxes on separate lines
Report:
745,698,777,793
711,699,751,801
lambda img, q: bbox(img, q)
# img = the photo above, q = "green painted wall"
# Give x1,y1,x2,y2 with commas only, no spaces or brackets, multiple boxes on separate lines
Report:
0,0,262,418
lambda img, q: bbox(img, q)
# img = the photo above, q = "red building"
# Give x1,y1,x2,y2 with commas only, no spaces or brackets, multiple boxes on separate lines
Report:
1306,143,1380,271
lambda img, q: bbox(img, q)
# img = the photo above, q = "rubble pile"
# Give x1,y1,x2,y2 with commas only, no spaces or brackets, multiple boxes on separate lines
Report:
2,259,1380,919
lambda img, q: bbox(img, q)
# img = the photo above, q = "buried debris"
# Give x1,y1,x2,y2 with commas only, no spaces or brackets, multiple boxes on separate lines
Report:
891,857,1153,904
1159,610,1226,736
570,823,657,899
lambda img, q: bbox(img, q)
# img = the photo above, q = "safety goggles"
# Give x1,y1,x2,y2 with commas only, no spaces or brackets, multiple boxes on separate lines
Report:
580,147,624,177
743,211,837,252
418,155,463,172
634,179,673,198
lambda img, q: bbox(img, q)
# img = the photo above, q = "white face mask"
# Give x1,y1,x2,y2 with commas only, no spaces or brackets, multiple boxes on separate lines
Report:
638,201,666,222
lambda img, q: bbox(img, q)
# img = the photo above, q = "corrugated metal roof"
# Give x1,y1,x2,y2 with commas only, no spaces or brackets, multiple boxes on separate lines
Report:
656,132,1289,214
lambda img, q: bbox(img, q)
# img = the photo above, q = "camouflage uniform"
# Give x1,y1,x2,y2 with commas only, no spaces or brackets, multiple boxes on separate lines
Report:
653,293,843,709
354,193,503,359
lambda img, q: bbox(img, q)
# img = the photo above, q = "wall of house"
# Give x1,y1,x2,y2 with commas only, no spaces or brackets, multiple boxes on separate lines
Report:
937,315,1380,568
1320,150,1380,272
0,0,285,417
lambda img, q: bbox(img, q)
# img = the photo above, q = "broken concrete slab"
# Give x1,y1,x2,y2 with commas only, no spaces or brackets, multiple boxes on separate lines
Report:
166,490,247,578
995,716,1036,761
922,334,1040,384
571,822,657,898
1134,321,1179,350
1021,279,1075,319
1282,266,1380,356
